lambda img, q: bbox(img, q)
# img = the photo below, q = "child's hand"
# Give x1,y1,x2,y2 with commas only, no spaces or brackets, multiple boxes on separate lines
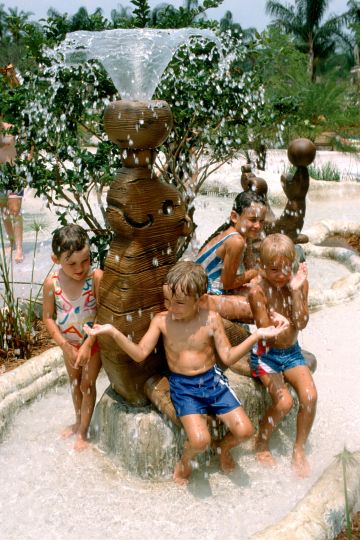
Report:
257,320,289,340
269,309,289,327
84,323,114,336
74,342,91,369
290,262,307,291
61,341,79,369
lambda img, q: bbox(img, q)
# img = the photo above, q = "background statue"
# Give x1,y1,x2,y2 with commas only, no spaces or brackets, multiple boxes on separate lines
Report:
243,138,316,245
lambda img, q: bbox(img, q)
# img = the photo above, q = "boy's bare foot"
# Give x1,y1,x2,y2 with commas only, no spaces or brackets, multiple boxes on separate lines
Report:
173,459,192,485
255,450,277,467
61,423,79,439
292,447,310,478
218,447,236,474
74,435,91,452
255,435,277,467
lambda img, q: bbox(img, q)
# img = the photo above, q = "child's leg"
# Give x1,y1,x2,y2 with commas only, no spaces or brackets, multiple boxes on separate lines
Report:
256,372,293,466
284,366,317,478
199,293,254,322
62,352,83,438
217,407,254,473
174,414,211,485
75,350,102,451
7,196,23,263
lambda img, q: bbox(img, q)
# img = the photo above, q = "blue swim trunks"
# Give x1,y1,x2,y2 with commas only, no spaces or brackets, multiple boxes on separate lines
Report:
250,341,306,378
169,365,241,417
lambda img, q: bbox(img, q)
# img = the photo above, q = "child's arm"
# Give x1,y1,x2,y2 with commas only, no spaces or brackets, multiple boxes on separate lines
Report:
75,269,104,368
42,276,78,366
84,313,163,363
248,283,273,328
289,262,309,329
221,236,258,290
211,311,288,366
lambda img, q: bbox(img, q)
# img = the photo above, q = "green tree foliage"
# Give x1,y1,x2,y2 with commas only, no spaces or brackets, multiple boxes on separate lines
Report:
153,30,268,242
0,5,37,69
0,20,269,260
131,0,151,27
1,0,357,263
266,0,344,81
110,5,134,28
255,26,360,145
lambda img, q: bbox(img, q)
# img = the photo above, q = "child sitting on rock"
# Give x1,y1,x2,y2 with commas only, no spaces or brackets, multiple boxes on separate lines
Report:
248,233,317,478
85,260,288,484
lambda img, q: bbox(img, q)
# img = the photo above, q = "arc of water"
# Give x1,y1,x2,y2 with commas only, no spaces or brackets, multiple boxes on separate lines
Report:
59,28,223,100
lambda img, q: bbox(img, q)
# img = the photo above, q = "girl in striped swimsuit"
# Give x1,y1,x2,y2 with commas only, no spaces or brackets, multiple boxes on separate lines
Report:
196,190,266,322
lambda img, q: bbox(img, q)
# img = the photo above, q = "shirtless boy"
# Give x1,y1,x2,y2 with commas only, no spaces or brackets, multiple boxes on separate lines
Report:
248,233,317,478
85,261,288,484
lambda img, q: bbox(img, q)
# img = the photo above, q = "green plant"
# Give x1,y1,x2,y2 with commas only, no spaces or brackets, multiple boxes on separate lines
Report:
0,23,272,261
335,447,359,540
308,162,341,181
0,219,49,360
283,161,341,181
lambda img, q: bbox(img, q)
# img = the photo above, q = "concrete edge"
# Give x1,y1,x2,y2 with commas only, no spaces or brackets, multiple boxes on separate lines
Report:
304,220,360,246
0,347,66,438
302,220,360,310
250,451,360,540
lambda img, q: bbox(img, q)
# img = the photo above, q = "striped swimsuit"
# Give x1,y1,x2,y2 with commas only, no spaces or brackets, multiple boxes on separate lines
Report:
196,232,243,294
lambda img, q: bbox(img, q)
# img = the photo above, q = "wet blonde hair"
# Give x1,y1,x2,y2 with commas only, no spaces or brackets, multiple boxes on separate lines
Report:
260,233,295,266
165,261,208,299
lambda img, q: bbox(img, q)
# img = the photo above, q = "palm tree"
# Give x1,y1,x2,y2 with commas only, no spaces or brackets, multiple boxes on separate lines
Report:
0,3,8,41
4,7,33,42
266,0,343,81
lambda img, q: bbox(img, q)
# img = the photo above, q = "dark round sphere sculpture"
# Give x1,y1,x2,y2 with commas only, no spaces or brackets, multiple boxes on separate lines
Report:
287,138,316,167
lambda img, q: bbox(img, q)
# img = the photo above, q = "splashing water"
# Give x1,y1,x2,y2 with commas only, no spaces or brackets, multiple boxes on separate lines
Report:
58,28,223,100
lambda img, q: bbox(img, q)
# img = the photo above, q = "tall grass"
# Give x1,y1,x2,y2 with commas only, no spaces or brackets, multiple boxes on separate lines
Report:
308,162,341,182
284,162,341,182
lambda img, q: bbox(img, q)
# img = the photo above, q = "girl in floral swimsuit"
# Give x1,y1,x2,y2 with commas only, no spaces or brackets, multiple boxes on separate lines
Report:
43,224,103,451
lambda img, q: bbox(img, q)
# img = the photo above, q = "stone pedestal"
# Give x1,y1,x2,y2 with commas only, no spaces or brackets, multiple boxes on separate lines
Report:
91,371,298,480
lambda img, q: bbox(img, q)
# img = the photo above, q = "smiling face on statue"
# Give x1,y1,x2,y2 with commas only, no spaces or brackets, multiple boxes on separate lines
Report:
106,173,191,244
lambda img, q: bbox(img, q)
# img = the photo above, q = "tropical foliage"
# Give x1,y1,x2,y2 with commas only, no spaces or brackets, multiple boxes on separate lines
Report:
266,0,347,81
0,0,359,262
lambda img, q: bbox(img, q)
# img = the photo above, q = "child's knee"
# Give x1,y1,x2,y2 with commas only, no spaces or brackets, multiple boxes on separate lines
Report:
70,376,81,390
299,385,317,410
244,418,254,439
276,390,293,415
80,379,95,396
188,431,211,453
233,416,254,440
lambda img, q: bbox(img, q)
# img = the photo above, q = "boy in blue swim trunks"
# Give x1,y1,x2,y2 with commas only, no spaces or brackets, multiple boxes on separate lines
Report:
248,233,317,478
85,260,288,485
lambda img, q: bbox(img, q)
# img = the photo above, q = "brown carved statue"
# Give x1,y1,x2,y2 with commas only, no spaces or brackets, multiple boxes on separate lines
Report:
97,100,250,422
97,100,192,407
241,139,316,244
264,138,316,243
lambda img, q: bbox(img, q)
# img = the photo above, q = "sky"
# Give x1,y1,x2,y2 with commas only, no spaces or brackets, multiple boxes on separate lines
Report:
1,0,351,31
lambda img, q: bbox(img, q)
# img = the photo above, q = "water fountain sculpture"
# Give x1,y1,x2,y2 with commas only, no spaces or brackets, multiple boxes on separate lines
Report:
61,29,250,423
60,29,317,476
